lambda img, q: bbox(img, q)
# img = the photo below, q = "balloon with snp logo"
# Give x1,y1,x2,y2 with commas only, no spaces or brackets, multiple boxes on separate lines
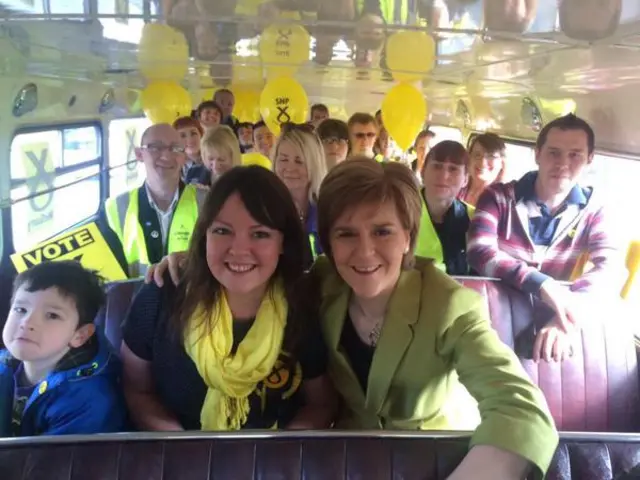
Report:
259,77,308,136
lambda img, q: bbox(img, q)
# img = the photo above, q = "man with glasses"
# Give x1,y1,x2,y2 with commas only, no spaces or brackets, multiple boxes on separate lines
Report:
347,113,379,160
104,124,206,278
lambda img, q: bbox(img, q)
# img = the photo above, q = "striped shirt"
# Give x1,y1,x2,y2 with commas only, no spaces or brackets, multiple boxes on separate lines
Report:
467,172,624,297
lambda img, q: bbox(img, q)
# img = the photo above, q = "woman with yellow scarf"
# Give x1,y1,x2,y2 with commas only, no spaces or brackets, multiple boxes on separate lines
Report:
147,161,559,478
121,166,337,431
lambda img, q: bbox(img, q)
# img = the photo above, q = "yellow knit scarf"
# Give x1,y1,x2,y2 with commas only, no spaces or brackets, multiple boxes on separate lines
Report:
184,285,287,430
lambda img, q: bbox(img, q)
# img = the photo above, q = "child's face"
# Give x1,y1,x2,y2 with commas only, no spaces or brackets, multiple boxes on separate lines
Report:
203,146,233,177
3,286,93,366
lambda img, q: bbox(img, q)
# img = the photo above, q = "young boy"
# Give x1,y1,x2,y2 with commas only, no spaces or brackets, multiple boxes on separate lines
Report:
0,261,128,436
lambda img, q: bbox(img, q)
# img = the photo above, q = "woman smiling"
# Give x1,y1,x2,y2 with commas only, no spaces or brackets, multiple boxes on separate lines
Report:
121,166,336,431
313,158,558,480
272,124,328,263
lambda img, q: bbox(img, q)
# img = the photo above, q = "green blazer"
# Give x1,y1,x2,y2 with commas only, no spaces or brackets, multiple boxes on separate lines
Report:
312,256,558,479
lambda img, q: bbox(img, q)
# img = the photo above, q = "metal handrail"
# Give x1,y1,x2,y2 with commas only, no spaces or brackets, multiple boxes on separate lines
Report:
1,429,639,447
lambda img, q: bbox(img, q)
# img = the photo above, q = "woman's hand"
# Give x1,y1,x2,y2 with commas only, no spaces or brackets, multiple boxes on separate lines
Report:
144,251,188,287
447,445,531,480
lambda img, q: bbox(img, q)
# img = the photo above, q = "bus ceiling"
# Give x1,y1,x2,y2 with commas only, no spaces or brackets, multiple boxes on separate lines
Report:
0,0,638,153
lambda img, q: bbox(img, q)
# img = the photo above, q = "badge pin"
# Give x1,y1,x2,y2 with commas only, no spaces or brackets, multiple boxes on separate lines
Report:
151,230,160,239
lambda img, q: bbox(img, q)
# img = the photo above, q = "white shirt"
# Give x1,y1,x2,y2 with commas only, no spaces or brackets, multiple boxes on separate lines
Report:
144,184,180,246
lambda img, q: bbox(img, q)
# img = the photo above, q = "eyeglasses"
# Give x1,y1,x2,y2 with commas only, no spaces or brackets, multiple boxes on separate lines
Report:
322,136,348,145
353,132,377,139
142,143,186,155
280,122,316,134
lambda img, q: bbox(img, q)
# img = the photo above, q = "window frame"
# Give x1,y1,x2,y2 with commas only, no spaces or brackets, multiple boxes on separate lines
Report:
7,120,104,251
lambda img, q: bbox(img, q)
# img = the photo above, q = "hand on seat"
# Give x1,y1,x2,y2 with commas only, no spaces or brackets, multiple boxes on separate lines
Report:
532,320,578,363
539,279,579,332
144,251,187,287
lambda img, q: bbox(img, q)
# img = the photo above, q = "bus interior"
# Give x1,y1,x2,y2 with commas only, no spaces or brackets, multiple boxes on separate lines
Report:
1,1,640,479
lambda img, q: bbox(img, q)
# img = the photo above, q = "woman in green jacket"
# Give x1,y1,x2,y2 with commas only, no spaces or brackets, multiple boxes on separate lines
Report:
147,160,559,479
311,158,558,479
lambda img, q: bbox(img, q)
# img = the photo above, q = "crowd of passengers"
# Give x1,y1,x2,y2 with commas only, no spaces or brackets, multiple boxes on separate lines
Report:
0,89,624,480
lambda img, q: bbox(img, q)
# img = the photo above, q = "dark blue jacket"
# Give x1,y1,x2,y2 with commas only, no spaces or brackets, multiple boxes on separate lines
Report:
0,336,128,436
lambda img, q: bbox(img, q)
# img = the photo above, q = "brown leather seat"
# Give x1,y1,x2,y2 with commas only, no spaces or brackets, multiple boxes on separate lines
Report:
1,432,640,480
457,277,640,433
99,277,640,432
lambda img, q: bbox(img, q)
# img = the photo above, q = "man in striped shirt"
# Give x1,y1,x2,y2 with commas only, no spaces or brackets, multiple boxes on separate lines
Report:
468,114,624,363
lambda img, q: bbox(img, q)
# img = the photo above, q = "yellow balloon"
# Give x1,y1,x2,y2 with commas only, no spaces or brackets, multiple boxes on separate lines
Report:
242,152,272,169
138,24,189,82
233,88,261,123
381,83,427,151
259,24,310,79
386,31,436,83
141,82,192,124
259,77,309,136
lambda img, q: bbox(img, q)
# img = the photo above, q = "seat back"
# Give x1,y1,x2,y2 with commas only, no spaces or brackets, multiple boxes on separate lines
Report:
97,276,640,432
457,277,640,433
96,279,143,354
2,432,640,480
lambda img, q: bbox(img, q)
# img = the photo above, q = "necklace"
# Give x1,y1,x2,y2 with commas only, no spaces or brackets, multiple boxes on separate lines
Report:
368,320,382,347
350,301,384,347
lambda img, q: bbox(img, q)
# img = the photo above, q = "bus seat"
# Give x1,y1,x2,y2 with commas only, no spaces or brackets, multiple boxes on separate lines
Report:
457,277,640,433
2,432,640,480
96,277,640,432
97,280,143,354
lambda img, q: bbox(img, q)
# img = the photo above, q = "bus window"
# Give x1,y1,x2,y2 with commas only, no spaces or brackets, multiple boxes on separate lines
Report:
10,125,102,251
108,117,151,198
429,126,463,144
503,142,537,182
584,153,640,240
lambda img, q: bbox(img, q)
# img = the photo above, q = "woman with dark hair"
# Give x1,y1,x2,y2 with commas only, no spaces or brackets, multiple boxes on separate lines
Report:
172,116,206,185
415,140,474,275
121,166,336,431
459,133,507,206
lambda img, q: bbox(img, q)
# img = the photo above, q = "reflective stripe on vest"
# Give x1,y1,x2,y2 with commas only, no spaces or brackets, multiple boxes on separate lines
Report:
105,185,200,278
414,197,474,272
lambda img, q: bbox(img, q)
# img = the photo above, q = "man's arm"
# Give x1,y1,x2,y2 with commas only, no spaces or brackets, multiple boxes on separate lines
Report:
467,187,549,294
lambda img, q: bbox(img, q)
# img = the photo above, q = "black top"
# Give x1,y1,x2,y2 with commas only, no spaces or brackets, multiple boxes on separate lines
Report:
340,314,375,393
122,279,327,430
431,198,472,276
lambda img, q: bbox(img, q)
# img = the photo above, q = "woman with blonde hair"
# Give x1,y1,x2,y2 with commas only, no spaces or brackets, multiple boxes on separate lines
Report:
200,124,242,185
272,123,328,263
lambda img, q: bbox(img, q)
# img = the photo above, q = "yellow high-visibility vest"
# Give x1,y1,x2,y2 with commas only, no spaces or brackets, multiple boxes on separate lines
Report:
105,185,201,278
415,196,474,272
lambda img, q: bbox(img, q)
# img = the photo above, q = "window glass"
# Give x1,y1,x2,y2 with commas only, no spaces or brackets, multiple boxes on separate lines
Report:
429,126,464,144
583,154,640,240
503,143,537,182
10,126,101,251
108,117,151,198
62,126,100,167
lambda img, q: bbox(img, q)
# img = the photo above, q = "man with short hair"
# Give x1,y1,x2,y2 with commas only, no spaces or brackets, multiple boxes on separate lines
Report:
214,88,237,129
104,124,205,278
310,104,330,127
317,119,350,168
468,114,623,363
347,112,379,159
253,121,276,158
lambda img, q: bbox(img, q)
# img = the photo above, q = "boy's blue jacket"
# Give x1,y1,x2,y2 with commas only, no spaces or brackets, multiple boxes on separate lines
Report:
0,336,128,436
